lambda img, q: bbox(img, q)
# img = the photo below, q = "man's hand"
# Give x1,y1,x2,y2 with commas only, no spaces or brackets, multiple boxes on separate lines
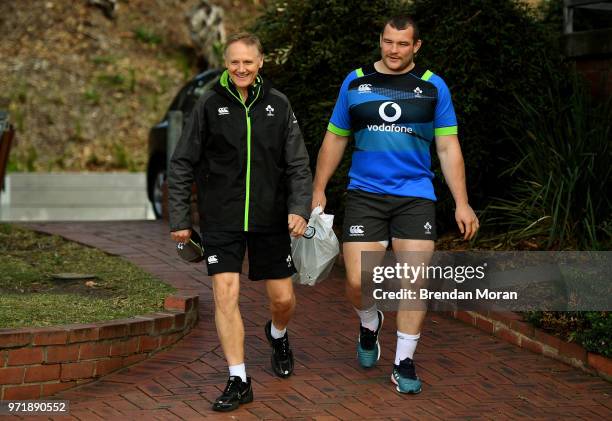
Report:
171,229,192,243
312,189,327,211
455,204,479,240
288,214,307,237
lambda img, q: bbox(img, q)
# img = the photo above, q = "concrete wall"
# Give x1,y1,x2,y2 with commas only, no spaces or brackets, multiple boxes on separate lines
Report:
0,173,155,221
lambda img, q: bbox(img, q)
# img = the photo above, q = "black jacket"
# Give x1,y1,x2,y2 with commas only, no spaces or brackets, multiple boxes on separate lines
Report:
168,71,312,232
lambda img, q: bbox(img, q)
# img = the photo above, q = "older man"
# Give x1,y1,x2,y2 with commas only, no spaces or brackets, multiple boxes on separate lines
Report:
168,32,312,411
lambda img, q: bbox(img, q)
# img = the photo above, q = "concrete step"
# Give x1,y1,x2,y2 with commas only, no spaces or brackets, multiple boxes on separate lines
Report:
0,172,155,221
6,172,148,188
9,190,148,206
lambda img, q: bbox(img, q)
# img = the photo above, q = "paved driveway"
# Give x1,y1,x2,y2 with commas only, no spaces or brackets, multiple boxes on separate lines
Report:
27,221,612,420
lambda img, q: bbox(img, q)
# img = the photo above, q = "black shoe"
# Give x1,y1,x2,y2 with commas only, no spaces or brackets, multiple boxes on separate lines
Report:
212,376,253,412
357,310,384,368
391,358,422,394
265,320,294,378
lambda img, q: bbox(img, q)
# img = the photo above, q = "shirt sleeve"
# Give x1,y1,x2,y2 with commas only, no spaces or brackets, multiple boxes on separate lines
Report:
431,75,458,136
327,71,358,137
284,102,313,219
168,95,208,231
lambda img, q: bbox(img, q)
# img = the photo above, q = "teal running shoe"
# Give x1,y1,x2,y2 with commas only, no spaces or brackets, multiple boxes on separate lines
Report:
357,310,384,368
391,357,422,394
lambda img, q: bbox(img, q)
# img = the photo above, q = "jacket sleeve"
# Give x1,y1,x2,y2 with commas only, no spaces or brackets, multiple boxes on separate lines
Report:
284,103,313,220
168,101,206,232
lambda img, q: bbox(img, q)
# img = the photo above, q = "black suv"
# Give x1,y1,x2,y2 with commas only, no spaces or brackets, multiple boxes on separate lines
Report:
146,69,222,218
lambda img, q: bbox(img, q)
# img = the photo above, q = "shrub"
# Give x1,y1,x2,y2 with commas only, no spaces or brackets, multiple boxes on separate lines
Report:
524,311,611,358
577,312,612,358
252,0,404,218
253,0,570,229
407,0,568,229
488,72,612,250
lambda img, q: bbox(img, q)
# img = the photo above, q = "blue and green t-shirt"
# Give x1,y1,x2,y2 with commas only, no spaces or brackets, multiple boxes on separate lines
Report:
328,64,458,201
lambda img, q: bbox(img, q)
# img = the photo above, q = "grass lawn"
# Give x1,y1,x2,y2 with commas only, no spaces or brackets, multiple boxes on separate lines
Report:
0,223,175,329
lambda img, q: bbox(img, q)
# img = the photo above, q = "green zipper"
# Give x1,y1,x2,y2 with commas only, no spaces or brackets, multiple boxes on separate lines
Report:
244,108,252,231
221,73,261,231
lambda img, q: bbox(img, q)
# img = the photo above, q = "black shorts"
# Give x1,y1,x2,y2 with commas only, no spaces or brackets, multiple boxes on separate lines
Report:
342,189,437,242
201,231,296,281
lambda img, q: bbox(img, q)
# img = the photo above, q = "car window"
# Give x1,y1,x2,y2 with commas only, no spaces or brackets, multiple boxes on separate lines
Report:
163,71,221,123
182,74,220,115
194,75,219,97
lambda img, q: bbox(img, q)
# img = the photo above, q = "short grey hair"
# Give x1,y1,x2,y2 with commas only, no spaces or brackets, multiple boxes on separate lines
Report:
224,32,263,57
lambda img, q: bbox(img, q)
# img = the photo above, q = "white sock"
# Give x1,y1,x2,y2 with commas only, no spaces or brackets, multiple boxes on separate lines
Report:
355,305,379,332
394,331,420,365
229,363,247,382
270,322,286,339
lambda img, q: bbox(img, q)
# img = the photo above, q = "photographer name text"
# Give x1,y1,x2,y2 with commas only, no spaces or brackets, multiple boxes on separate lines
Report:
373,288,518,301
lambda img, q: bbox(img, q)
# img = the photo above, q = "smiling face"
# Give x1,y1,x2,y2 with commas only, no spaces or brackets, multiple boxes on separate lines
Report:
224,40,263,95
379,24,421,74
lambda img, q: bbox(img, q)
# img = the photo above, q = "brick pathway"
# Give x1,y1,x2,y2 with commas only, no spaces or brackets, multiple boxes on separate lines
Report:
25,221,612,420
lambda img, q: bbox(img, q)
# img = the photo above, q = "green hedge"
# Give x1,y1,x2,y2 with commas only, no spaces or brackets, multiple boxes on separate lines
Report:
252,0,405,220
252,0,404,142
407,0,568,230
489,72,612,250
525,311,611,358
253,0,569,230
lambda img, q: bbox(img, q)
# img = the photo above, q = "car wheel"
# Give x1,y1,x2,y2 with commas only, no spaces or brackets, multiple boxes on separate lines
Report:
151,168,166,219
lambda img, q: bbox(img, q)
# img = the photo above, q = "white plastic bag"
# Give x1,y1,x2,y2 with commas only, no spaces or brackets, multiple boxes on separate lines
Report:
291,206,340,286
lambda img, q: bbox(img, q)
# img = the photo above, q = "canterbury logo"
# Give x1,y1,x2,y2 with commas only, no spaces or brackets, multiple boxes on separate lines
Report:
349,225,365,235
358,83,372,93
378,101,401,123
218,107,229,115
208,255,219,264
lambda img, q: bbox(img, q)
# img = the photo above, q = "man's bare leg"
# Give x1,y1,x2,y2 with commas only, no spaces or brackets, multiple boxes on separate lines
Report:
390,238,434,393
343,242,386,309
265,277,296,330
264,277,296,377
344,241,386,368
212,272,244,367
393,239,434,335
